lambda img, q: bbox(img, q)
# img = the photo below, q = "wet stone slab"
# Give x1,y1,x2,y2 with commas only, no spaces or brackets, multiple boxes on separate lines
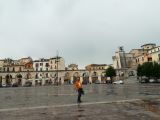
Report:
0,99,160,120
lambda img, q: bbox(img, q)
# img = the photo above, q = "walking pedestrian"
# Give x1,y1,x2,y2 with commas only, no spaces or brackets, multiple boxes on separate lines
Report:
74,77,84,103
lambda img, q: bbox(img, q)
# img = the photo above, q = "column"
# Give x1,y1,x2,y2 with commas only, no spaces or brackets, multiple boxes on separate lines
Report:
32,79,36,86
12,78,16,84
71,76,73,84
98,75,101,83
42,78,45,86
89,76,92,84
60,76,64,85
22,79,26,86
80,76,83,83
2,77,6,85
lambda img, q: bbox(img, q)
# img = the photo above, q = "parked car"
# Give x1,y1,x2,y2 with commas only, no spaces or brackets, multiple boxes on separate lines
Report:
2,84,6,87
95,80,101,84
139,77,149,83
113,80,124,84
23,81,32,87
156,79,160,83
149,79,156,83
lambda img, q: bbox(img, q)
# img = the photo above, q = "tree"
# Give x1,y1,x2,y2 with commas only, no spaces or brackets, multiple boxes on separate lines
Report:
137,62,160,82
137,64,142,78
141,62,153,78
153,62,160,78
105,66,116,83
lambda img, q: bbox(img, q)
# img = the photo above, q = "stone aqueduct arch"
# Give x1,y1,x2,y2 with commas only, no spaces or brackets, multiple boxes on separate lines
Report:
0,70,106,86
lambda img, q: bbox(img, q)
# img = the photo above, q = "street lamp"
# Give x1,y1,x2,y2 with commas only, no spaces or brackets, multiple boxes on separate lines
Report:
56,50,60,86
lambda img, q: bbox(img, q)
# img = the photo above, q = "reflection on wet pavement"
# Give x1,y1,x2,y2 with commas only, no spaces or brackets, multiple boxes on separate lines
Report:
0,80,159,119
0,99,159,120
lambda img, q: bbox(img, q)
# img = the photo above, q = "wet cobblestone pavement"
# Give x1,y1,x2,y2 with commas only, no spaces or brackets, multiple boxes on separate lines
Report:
0,78,160,120
0,98,160,120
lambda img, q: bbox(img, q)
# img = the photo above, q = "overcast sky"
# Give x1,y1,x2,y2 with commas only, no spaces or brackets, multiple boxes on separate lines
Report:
0,0,160,68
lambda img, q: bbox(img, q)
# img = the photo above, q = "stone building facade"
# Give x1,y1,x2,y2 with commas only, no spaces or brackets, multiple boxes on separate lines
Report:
112,43,159,78
0,56,107,86
148,46,160,63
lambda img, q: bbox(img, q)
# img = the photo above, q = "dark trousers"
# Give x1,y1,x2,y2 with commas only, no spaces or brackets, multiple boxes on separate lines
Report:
77,89,82,103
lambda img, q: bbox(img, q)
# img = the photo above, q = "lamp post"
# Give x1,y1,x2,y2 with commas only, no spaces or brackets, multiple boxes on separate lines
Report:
56,50,59,86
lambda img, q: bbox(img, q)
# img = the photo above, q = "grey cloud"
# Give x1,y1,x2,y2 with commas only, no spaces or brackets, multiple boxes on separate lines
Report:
0,0,160,68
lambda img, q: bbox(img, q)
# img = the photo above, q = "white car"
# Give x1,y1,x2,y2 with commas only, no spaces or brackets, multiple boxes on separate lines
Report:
113,80,124,84
2,84,6,87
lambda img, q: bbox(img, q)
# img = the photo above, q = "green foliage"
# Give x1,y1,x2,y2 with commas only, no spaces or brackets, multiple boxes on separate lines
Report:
137,64,142,76
153,62,160,78
137,62,160,78
141,62,153,77
105,66,116,80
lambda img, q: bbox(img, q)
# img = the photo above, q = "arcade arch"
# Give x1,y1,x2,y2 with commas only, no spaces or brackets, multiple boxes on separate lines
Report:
64,72,71,84
5,74,12,86
82,72,89,84
16,74,22,86
73,72,80,84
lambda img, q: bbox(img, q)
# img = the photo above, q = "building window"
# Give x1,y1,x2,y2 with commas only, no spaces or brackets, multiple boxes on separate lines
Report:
40,68,42,71
46,63,49,67
35,73,38,79
7,67,9,72
142,57,144,61
3,68,5,71
19,67,21,72
36,68,38,71
36,63,39,67
40,63,43,66
148,58,152,62
13,67,15,72
46,68,48,71
46,73,48,78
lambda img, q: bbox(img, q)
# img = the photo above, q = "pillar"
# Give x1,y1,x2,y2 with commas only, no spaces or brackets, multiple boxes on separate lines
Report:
22,79,26,86
42,78,45,86
32,79,36,86
98,75,101,83
2,77,6,85
89,76,92,84
60,76,64,85
71,76,73,84
80,76,83,83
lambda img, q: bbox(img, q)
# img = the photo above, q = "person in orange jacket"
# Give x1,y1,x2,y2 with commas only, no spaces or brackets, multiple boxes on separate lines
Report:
74,77,83,103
